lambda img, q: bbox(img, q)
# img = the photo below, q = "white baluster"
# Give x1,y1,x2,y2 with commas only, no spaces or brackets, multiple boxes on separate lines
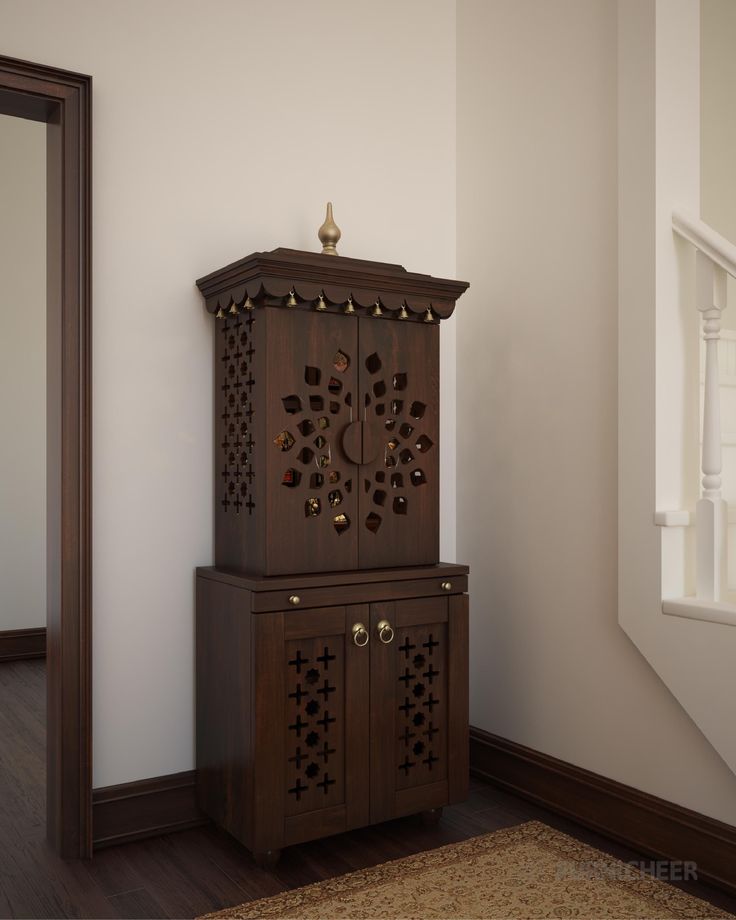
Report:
696,250,728,600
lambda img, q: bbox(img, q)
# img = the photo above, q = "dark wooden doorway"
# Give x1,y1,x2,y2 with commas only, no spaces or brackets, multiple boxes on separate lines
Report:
0,54,92,858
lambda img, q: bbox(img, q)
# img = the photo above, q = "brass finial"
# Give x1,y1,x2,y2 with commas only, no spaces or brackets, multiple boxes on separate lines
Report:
398,303,409,320
229,301,239,315
286,289,298,307
372,299,383,317
244,296,255,311
318,202,341,256
344,295,355,315
215,307,225,319
423,307,434,323
316,292,328,311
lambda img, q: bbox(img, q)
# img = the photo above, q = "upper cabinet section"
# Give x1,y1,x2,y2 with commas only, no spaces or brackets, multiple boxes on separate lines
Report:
197,247,468,577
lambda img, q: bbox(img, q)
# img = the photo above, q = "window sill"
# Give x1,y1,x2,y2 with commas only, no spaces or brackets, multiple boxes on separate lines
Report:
662,596,736,627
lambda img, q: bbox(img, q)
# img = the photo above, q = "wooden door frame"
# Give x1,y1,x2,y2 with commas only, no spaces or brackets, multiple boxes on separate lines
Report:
0,54,92,858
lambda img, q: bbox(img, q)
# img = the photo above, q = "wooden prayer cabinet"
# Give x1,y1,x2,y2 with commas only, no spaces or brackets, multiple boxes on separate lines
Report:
195,235,470,867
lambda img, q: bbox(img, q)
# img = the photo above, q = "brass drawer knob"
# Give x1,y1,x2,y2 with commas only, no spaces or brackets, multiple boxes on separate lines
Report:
352,622,369,647
377,619,394,644
288,595,301,606
441,581,452,592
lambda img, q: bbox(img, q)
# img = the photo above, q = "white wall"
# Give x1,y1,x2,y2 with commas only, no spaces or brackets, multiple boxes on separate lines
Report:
0,0,457,787
0,114,46,631
457,0,736,824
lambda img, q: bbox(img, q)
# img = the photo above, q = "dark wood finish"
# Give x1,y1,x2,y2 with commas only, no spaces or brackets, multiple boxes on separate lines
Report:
470,727,736,897
368,600,396,825
200,248,467,578
341,420,363,465
394,780,448,817
213,301,264,574
0,627,46,661
252,576,467,614
421,806,443,827
0,54,92,859
198,562,468,593
197,582,375,856
196,247,469,321
251,611,285,854
92,772,205,849
197,247,468,860
196,569,469,863
283,606,345,639
253,849,282,870
359,318,439,569
4,660,735,919
345,603,371,833
370,598,452,823
195,576,252,845
263,308,359,575
197,563,467,614
447,595,470,804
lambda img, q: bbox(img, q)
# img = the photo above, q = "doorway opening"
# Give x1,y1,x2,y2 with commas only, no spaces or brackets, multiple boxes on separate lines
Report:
0,55,92,859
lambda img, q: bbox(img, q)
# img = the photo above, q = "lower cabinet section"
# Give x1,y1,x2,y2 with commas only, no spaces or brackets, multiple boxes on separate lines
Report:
195,565,469,864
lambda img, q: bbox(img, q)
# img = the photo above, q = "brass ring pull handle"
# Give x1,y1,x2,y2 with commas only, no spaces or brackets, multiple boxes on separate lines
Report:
352,622,369,647
377,619,395,644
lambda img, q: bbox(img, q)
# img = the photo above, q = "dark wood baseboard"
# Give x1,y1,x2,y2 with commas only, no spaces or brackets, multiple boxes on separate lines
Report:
91,730,736,895
92,770,206,849
0,627,46,662
470,726,736,896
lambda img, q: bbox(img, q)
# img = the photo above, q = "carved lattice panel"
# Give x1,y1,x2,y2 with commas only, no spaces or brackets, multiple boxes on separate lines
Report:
217,311,256,516
276,350,355,537
358,317,439,569
285,635,345,816
363,352,433,537
394,623,448,790
265,308,359,575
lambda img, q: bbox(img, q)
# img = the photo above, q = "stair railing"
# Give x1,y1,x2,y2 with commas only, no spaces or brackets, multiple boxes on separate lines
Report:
673,212,736,600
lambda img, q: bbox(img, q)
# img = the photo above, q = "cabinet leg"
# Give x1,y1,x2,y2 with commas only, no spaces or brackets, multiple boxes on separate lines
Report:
253,848,282,869
421,807,443,827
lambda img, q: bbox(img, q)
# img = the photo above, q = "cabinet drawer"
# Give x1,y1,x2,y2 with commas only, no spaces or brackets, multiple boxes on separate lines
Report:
252,575,468,613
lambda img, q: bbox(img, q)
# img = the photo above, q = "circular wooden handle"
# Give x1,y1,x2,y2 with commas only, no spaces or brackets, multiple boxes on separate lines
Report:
341,420,382,466
341,421,362,465
361,421,381,466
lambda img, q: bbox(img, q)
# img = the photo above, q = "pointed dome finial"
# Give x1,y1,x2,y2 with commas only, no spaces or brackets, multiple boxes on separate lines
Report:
318,202,341,256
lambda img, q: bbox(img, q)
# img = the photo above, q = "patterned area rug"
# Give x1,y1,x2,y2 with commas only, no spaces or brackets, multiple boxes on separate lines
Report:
201,821,733,919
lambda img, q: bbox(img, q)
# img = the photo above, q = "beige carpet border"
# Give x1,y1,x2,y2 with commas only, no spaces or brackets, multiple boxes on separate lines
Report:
201,821,733,920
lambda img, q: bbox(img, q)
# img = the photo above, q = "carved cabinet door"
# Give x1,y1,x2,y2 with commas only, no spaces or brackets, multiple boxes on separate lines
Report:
266,308,440,575
253,604,371,853
358,318,440,569
266,308,360,575
368,595,469,825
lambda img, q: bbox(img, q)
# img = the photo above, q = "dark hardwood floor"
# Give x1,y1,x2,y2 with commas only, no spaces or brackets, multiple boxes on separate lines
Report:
1,659,734,919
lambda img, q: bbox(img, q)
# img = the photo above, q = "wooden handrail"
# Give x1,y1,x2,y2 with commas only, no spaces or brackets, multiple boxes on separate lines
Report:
672,211,736,278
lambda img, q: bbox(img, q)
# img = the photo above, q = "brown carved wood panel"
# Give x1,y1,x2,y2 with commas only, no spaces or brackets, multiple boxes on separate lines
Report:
369,596,450,825
217,310,256,517
394,623,448,790
284,630,346,816
265,308,359,575
358,319,439,569
214,306,266,573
